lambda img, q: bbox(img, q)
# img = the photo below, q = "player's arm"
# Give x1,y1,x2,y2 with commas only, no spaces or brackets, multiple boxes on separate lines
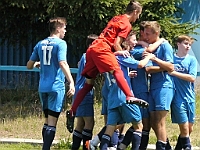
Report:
146,57,174,73
137,40,149,48
137,53,155,68
146,38,165,52
113,36,124,51
168,71,196,82
27,60,36,69
59,61,75,97
145,66,165,74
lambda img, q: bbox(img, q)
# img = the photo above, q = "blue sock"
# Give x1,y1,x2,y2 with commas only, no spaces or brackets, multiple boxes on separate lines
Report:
139,130,149,150
97,126,107,141
180,137,191,150
175,135,182,150
121,126,134,147
166,138,172,150
156,140,166,150
131,130,142,150
72,130,82,150
82,129,93,150
42,124,48,142
118,134,125,146
42,126,56,150
109,130,119,148
100,134,111,150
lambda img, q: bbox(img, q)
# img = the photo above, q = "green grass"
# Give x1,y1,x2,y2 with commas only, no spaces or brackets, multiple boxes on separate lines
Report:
0,79,200,149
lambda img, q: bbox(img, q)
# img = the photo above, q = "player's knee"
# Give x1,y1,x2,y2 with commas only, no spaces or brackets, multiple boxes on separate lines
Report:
48,110,60,118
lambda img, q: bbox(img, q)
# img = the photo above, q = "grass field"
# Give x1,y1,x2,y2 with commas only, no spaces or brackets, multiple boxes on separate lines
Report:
0,78,199,149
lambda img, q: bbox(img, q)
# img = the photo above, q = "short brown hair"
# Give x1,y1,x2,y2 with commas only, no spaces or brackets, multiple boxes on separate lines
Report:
125,0,142,14
176,35,194,44
143,21,161,34
86,34,98,48
48,17,67,33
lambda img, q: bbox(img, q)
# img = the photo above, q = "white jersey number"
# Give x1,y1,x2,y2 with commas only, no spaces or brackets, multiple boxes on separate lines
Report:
42,46,53,65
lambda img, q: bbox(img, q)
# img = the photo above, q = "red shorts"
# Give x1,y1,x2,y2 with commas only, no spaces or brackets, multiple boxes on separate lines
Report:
81,41,120,78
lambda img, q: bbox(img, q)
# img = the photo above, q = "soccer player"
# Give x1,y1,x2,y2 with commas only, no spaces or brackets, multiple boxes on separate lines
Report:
144,21,175,150
169,35,197,150
99,32,155,150
121,21,166,150
66,0,148,133
71,34,98,150
26,17,75,150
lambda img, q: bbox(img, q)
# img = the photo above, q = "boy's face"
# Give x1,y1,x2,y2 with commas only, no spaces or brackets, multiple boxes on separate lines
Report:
177,40,192,52
143,27,158,44
58,25,66,39
127,35,137,49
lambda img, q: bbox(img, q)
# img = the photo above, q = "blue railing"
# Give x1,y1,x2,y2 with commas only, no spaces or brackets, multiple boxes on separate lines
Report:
0,65,199,76
0,65,78,74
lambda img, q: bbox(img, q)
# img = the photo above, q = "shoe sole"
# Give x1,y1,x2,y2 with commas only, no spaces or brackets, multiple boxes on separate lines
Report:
126,98,149,108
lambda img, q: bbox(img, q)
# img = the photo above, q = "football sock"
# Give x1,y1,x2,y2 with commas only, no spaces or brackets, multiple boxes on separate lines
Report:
180,136,191,150
42,123,48,142
121,126,134,147
139,130,150,150
118,134,125,145
82,129,93,150
113,69,133,97
100,134,111,150
174,135,182,150
71,83,93,113
131,130,142,150
72,130,82,150
166,137,172,150
97,126,107,141
42,126,56,150
109,130,119,148
156,140,167,150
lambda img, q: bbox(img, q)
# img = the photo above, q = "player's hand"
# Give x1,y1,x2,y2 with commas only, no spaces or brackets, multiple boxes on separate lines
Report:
67,83,75,97
129,70,137,78
34,61,40,68
114,50,130,57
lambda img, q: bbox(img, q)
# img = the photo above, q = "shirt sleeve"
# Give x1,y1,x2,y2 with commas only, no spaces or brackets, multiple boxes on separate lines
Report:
57,40,67,62
30,43,40,61
189,56,198,78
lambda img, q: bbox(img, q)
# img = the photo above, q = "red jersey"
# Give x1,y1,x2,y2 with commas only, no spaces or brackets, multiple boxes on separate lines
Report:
98,14,132,49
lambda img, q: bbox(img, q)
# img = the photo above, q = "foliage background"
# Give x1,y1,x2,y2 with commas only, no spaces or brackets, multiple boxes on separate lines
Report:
0,0,199,59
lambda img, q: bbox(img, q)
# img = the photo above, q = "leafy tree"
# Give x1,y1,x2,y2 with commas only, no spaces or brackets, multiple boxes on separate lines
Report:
0,0,199,52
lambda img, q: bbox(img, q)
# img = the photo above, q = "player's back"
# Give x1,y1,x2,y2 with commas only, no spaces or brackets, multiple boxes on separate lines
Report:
130,45,148,94
35,37,67,92
98,14,131,48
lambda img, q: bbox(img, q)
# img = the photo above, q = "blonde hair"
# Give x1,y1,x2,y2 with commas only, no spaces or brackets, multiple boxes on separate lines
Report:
143,21,161,34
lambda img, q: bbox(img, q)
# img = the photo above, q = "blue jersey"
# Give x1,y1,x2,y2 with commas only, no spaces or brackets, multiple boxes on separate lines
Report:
130,45,148,94
103,55,139,109
73,53,93,105
173,54,197,103
146,41,175,90
30,37,67,92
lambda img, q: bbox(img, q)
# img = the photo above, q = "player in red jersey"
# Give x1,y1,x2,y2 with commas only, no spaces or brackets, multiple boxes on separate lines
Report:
66,0,147,133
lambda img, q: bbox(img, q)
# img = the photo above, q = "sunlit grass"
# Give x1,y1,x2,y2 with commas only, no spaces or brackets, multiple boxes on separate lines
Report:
0,77,199,149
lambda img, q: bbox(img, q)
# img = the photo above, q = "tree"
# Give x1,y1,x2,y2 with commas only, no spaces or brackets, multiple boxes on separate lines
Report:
0,0,199,53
